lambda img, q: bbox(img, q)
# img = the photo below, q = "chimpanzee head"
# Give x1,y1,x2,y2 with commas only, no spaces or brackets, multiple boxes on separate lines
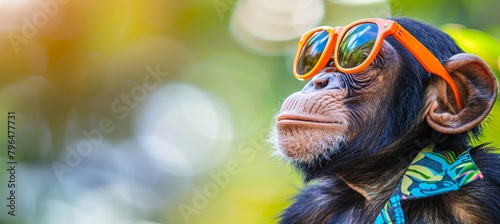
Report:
270,17,497,179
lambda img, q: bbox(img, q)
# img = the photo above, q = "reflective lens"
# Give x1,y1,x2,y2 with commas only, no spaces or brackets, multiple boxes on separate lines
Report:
296,30,330,75
338,23,378,69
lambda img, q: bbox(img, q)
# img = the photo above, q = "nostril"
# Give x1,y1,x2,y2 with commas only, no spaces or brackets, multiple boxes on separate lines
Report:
314,78,329,89
303,73,344,93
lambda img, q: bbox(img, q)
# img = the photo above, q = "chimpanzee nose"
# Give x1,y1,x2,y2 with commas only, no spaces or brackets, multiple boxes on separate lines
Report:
306,72,345,92
313,75,330,89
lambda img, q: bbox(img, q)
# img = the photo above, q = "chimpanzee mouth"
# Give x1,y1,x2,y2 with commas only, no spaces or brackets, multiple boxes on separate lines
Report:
277,114,344,125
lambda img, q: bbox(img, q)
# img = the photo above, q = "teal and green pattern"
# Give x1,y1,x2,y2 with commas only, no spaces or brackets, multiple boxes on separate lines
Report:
375,146,483,224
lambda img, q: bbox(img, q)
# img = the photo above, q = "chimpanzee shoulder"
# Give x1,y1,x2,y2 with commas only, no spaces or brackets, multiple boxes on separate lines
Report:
279,177,357,224
280,146,500,224
402,145,500,224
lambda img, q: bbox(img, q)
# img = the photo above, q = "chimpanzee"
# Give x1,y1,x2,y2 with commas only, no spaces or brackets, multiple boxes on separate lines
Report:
270,17,500,223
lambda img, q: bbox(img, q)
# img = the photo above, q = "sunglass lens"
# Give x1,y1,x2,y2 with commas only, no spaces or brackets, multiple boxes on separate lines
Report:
296,30,330,75
338,23,378,69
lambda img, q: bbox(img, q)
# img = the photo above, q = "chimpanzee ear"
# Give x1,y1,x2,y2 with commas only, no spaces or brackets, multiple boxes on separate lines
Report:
424,53,498,134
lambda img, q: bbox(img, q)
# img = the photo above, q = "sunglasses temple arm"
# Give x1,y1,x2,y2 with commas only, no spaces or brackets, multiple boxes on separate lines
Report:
392,26,463,110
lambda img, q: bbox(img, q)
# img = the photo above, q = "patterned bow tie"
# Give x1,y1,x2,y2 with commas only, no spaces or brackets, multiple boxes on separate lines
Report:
375,146,483,224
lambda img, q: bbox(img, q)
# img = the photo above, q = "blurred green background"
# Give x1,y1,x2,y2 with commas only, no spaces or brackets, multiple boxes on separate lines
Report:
0,0,499,223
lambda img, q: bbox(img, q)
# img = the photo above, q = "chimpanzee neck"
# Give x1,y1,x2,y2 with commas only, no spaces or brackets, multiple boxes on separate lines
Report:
335,146,414,202
300,128,430,203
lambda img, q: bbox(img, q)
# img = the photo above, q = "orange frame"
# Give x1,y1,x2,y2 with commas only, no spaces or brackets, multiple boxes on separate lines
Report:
293,18,463,110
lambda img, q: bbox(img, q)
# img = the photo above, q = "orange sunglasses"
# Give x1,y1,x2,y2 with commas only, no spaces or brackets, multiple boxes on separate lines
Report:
293,18,463,110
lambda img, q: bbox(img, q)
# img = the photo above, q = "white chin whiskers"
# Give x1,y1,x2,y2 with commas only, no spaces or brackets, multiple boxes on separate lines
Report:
268,123,346,164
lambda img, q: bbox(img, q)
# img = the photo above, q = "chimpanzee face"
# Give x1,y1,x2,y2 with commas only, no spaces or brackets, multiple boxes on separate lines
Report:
271,41,400,162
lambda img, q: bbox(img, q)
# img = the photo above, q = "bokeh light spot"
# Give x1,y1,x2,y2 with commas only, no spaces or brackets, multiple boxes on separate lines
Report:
136,84,234,176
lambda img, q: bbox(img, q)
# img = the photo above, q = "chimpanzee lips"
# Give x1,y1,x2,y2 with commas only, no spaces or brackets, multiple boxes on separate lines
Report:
277,114,344,125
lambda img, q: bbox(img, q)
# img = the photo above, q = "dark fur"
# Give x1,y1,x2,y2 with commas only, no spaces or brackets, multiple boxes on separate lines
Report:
280,18,500,223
